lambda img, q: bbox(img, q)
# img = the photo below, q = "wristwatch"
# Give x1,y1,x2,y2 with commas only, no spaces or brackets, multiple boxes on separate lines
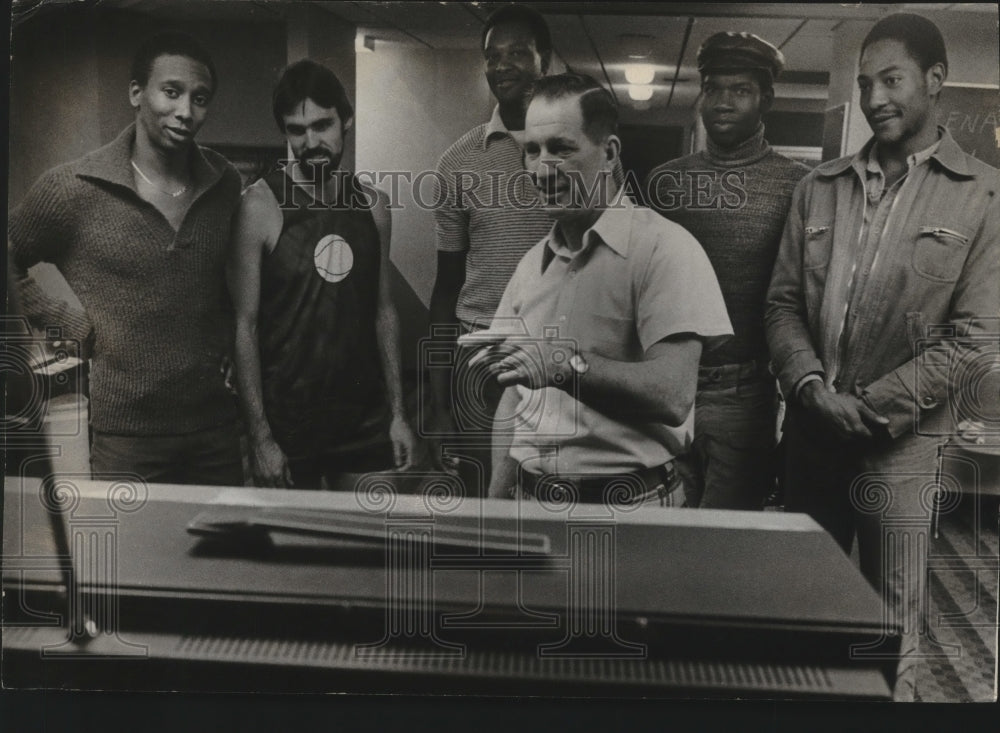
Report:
568,352,590,376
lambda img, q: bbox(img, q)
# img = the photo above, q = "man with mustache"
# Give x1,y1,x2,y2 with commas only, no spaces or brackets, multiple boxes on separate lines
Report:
8,32,244,485
646,33,809,510
766,13,999,700
481,73,732,504
228,60,419,489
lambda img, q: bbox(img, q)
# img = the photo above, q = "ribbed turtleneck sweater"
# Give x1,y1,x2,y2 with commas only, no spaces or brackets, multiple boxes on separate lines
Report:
646,124,809,367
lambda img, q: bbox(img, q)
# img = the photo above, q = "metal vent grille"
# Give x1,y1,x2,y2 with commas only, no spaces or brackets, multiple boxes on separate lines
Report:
175,635,354,665
172,634,835,692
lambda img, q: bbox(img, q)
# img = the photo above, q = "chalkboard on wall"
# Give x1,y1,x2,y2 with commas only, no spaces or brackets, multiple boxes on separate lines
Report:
938,84,1000,167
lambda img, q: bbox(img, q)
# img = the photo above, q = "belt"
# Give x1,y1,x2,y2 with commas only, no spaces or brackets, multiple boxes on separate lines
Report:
697,359,772,390
514,462,684,507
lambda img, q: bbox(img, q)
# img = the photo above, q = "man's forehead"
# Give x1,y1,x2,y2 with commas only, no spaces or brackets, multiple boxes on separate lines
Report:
484,22,537,50
859,38,919,74
702,70,759,86
525,96,585,140
148,54,213,86
283,99,341,123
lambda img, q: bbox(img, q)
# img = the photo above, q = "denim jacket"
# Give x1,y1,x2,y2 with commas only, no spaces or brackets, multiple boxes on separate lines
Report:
766,129,999,438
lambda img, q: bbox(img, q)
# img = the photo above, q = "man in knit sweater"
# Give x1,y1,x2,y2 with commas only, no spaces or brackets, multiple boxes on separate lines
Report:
8,32,244,486
646,33,808,509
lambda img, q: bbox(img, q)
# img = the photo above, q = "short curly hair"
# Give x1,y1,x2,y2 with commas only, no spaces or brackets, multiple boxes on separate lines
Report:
130,31,217,93
481,3,552,70
861,13,948,73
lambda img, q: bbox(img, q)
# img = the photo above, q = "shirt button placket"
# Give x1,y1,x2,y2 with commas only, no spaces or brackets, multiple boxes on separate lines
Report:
558,271,577,336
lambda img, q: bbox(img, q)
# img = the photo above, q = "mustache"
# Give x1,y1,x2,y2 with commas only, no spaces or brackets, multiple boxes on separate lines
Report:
301,147,333,161
531,171,570,187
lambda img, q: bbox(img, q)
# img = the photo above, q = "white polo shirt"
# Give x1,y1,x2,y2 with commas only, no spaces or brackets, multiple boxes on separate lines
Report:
490,197,732,475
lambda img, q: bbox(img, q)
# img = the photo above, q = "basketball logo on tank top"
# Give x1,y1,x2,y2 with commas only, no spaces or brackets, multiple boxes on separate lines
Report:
313,234,354,283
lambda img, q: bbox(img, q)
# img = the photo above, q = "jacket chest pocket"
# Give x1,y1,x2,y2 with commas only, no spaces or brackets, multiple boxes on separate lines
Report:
913,225,971,282
803,224,833,270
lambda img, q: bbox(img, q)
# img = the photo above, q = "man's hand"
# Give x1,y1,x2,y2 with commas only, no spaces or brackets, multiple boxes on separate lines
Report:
250,434,293,488
389,415,421,470
475,339,573,390
800,381,889,440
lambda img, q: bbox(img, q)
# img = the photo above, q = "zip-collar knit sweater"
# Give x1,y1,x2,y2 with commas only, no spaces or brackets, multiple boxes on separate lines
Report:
9,124,242,435
646,124,809,367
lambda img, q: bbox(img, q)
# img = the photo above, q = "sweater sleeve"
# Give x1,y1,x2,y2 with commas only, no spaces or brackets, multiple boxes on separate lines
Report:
8,166,94,348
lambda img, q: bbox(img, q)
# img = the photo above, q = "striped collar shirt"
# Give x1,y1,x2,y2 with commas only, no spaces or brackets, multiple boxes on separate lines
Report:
434,106,553,328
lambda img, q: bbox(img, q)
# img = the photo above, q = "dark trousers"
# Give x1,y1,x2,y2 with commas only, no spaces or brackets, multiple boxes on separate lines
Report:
90,422,243,486
676,362,778,510
287,440,396,491
439,330,505,497
782,404,941,700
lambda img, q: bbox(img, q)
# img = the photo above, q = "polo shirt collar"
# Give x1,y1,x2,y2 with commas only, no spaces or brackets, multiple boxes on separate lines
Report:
484,105,521,149
75,122,226,196
541,190,634,269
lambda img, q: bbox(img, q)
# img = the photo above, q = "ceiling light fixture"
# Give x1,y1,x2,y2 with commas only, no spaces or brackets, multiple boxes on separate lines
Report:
624,64,655,85
628,85,654,102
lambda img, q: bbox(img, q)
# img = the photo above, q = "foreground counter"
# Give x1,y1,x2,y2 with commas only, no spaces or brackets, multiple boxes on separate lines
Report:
2,475,899,698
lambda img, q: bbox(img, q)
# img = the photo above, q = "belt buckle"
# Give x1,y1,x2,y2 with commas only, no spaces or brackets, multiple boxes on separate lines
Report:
655,463,681,507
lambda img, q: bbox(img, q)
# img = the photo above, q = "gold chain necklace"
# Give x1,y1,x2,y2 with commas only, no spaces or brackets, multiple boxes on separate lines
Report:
130,160,189,198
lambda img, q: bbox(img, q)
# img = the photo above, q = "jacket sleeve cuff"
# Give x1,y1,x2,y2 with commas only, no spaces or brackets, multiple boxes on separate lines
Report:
861,371,917,439
776,348,825,399
793,373,824,400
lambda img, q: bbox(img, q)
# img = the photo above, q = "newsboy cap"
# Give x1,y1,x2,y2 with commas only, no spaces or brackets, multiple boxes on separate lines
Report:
696,32,785,80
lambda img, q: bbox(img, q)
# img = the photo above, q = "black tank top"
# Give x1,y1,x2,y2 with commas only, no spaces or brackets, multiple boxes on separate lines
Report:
258,169,387,459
